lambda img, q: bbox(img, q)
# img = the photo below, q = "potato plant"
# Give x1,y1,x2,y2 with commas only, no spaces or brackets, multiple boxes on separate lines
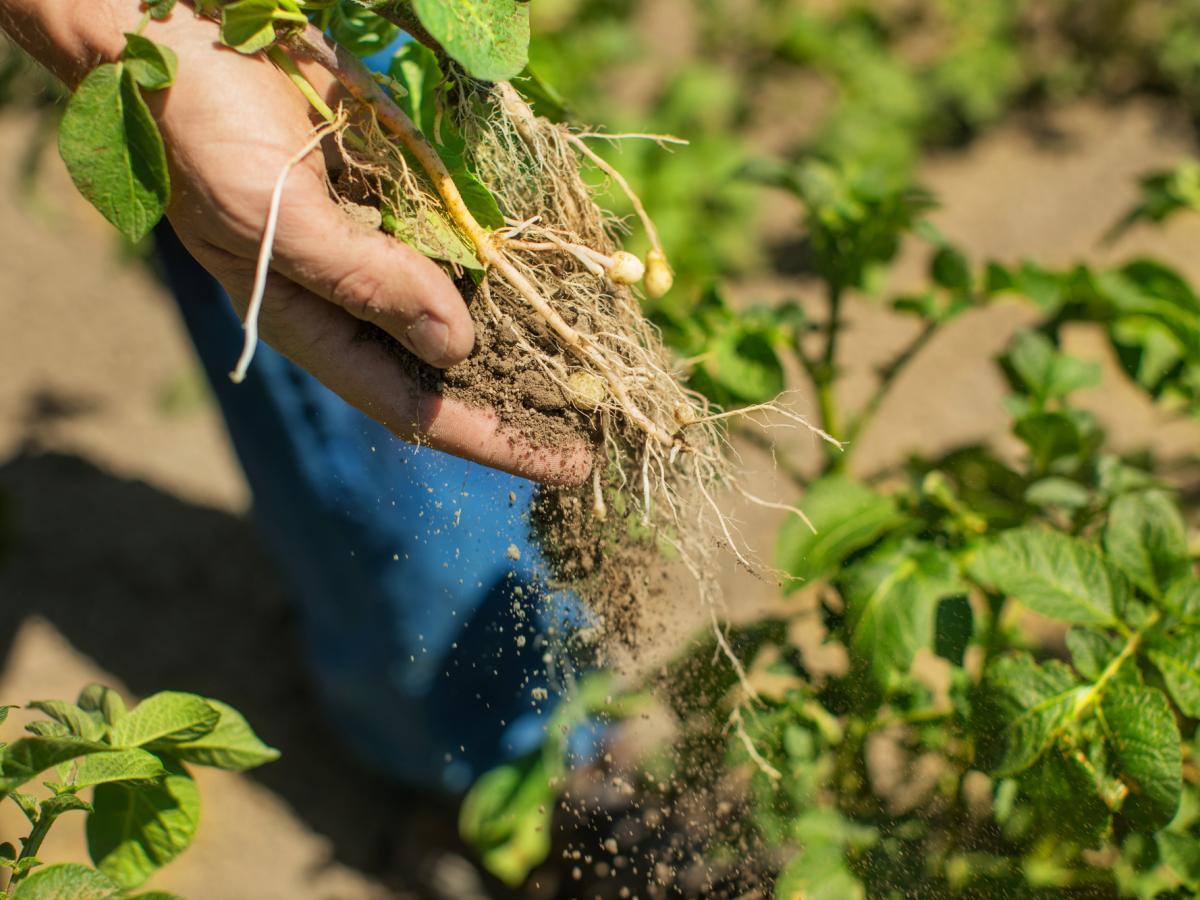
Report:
0,686,278,898
457,162,1200,896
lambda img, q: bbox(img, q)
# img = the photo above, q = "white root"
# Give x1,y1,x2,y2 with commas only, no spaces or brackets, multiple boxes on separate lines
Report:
729,706,782,781
231,115,344,384
566,132,666,254
573,132,690,147
592,465,608,520
734,484,817,534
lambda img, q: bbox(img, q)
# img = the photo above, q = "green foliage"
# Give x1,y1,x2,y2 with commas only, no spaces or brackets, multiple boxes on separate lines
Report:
1110,160,1200,239
411,0,530,82
462,138,1200,894
55,0,532,244
0,685,277,896
775,475,899,587
57,59,170,243
744,159,936,294
458,674,643,886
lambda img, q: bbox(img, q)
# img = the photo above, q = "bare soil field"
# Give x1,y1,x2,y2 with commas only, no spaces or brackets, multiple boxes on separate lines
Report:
2,97,1200,898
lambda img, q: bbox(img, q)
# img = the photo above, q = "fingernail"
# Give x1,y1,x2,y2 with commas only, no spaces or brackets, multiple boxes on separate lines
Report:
407,315,450,364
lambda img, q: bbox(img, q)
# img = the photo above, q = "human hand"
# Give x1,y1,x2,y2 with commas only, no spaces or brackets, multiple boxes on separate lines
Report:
0,0,592,485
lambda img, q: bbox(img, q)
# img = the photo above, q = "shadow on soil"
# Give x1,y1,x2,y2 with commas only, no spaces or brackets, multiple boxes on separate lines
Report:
0,446,514,900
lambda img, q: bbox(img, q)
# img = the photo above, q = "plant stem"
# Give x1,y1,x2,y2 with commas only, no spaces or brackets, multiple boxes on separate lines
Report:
268,46,336,123
979,591,1007,675
1076,609,1160,717
133,7,153,36
844,320,939,462
363,1,442,55
8,810,55,890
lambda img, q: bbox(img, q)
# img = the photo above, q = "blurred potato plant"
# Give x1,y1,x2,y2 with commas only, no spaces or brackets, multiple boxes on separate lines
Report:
462,2,1200,897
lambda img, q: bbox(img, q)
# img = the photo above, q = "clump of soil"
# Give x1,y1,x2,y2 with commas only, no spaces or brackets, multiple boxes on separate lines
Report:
370,269,594,452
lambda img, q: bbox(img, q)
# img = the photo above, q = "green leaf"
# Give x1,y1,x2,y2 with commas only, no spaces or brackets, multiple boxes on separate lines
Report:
930,243,971,291
983,653,1085,776
412,0,530,82
709,321,785,404
1098,684,1182,831
58,64,170,243
109,693,219,749
985,260,1067,310
510,66,568,122
776,475,899,588
220,0,289,54
40,793,93,818
87,761,200,889
1065,627,1123,681
775,853,863,899
167,700,279,771
327,4,398,56
146,0,177,20
1019,748,1112,846
1013,411,1093,471
77,685,126,727
0,705,14,726
24,721,70,739
1147,630,1200,718
843,540,964,691
387,43,505,234
969,527,1128,626
0,737,107,796
120,34,177,91
934,594,973,666
774,841,864,900
452,168,505,231
1104,491,1191,600
1005,331,1101,402
459,753,553,887
1164,580,1200,624
381,206,481,269
8,863,121,900
389,42,441,136
26,701,104,742
7,856,43,878
1159,830,1200,884
10,792,40,825
1025,477,1091,511
72,750,167,790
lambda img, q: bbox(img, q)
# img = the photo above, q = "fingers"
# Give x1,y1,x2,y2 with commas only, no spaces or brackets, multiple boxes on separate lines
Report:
267,170,476,368
227,270,592,486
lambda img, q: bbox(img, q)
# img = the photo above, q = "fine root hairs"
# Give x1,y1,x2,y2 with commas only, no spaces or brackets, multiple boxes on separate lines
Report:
230,113,346,384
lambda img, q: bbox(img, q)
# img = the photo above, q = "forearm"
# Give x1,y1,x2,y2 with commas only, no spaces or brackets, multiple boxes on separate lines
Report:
0,0,160,87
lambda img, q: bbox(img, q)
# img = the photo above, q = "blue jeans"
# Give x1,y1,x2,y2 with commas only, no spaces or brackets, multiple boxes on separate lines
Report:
156,226,562,792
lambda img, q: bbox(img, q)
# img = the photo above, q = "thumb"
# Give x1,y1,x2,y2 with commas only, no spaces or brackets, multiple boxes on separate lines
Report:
270,186,476,367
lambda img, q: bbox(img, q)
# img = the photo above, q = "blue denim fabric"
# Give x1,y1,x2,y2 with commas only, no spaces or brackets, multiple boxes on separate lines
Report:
156,226,561,792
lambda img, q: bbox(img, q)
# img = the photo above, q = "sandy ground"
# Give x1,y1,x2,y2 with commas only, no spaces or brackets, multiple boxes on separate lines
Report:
2,93,1200,897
